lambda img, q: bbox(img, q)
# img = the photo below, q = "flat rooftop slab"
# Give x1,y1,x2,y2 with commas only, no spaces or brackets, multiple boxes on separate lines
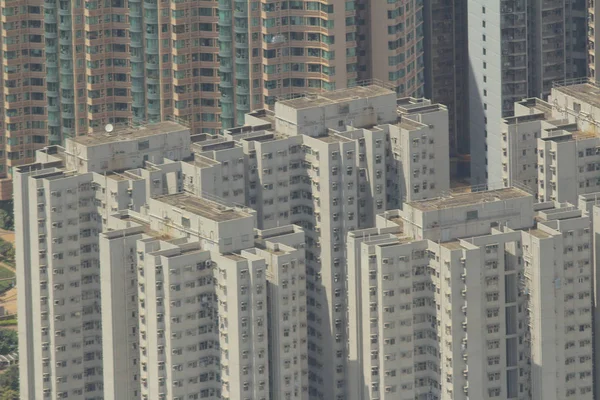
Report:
71,121,186,146
317,133,352,143
554,83,600,110
278,85,394,110
408,187,531,211
156,193,251,222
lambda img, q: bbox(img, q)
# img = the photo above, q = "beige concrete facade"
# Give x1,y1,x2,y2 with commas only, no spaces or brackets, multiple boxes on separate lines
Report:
0,0,427,199
347,193,593,400
15,122,309,400
499,81,600,204
16,87,450,400
218,0,425,129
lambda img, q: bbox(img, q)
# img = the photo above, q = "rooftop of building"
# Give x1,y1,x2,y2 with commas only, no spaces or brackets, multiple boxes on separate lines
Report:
513,98,553,118
155,192,251,222
70,121,187,146
106,171,134,181
571,129,600,140
408,187,531,211
254,240,287,255
222,252,246,261
396,116,424,130
277,85,394,110
186,155,220,168
115,213,172,240
542,125,600,141
553,81,600,109
245,109,276,124
318,132,353,143
192,138,236,153
527,228,552,239
441,240,465,250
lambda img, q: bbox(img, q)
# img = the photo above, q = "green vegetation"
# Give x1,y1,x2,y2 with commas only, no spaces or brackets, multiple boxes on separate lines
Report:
0,264,14,294
0,330,17,355
0,239,14,267
0,265,13,280
0,365,18,399
0,320,16,327
0,200,13,231
0,330,18,399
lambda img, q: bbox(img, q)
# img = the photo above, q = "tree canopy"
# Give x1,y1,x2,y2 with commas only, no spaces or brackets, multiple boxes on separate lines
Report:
0,330,17,355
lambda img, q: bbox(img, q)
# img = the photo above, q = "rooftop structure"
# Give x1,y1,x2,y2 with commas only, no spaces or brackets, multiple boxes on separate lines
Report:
408,187,530,211
156,193,251,222
277,86,395,110
499,81,600,204
468,0,587,185
70,122,187,146
15,85,450,400
551,82,600,109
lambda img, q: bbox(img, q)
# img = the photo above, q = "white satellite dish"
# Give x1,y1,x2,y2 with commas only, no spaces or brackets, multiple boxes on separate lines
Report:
105,123,114,133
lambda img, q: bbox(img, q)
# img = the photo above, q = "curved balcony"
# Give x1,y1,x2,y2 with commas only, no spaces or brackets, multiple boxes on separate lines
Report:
47,104,60,113
131,80,145,94
234,40,248,49
236,103,250,113
145,77,159,86
46,73,58,83
234,67,248,79
142,0,157,10
219,28,232,40
219,78,233,88
130,53,144,63
234,24,247,34
218,14,232,26
130,20,142,32
62,127,75,138
233,10,246,18
218,0,231,10
59,51,72,61
234,55,248,65
219,62,232,74
235,85,249,95
218,48,233,58
147,91,160,100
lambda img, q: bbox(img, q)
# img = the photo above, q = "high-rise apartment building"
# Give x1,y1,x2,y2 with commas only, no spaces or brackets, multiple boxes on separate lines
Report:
423,0,469,172
15,83,600,400
193,86,449,400
499,80,600,204
468,0,587,184
16,122,309,400
0,1,48,199
16,85,450,400
0,0,427,198
0,0,222,199
589,0,599,81
217,0,426,130
496,79,600,398
347,188,594,400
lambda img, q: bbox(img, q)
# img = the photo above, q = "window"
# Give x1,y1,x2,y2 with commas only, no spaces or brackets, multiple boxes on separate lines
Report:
466,210,478,220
